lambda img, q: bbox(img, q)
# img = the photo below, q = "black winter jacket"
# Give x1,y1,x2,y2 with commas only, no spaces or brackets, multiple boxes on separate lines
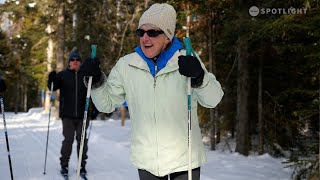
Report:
48,69,87,119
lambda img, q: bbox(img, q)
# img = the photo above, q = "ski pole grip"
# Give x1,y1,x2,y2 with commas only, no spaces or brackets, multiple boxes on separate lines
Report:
183,37,197,57
91,44,97,59
183,37,192,56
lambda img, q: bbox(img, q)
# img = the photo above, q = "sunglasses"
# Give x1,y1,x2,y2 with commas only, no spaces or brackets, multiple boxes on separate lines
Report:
70,58,81,62
136,29,164,37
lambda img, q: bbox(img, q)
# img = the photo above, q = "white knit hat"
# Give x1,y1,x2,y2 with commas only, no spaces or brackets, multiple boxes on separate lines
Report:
138,3,176,41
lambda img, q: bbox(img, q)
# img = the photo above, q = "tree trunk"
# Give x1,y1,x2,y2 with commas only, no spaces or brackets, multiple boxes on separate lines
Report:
72,13,78,43
144,0,151,9
235,36,250,156
14,79,19,114
45,24,54,113
208,10,220,150
56,3,65,72
116,4,142,60
318,67,320,162
258,54,264,155
235,0,250,156
55,2,65,118
121,106,126,127
208,10,215,150
225,56,237,139
23,86,27,112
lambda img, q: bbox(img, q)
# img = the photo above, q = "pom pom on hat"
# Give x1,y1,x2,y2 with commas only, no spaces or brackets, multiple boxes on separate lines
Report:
138,3,176,41
68,50,82,62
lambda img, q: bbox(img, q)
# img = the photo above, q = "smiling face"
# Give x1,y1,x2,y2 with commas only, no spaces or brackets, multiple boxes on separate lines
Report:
139,25,171,59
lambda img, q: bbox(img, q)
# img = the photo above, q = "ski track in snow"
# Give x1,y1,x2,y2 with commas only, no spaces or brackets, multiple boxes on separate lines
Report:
0,110,139,180
0,108,293,180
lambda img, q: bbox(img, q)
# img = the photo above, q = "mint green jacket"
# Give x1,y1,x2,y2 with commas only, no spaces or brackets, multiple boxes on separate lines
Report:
91,50,224,176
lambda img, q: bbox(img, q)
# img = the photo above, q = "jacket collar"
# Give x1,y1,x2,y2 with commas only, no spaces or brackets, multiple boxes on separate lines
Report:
67,68,76,73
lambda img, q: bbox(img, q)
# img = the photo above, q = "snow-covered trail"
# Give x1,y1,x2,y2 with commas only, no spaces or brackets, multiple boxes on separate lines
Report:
0,108,293,180
0,108,138,180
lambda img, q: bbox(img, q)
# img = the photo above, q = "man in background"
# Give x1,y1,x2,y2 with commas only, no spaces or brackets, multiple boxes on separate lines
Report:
47,50,96,178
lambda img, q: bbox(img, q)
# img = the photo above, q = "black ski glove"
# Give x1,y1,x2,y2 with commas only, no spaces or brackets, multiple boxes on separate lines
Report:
0,76,6,93
48,71,56,88
80,57,102,84
48,71,56,82
178,55,205,88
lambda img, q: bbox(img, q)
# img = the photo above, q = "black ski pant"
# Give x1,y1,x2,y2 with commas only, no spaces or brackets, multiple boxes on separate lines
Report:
60,117,89,168
138,167,200,180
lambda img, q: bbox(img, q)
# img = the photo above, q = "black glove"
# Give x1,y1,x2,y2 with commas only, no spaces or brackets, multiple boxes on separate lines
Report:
0,77,6,93
90,108,99,120
80,57,102,84
48,71,56,86
178,55,205,88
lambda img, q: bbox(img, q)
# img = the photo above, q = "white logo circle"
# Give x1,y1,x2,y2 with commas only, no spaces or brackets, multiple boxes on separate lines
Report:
249,6,259,17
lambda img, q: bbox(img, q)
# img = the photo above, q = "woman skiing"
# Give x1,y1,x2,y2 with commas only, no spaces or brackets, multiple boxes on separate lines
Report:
81,3,223,180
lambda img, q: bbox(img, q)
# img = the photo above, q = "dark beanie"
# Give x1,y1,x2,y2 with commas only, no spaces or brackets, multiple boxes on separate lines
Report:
68,50,82,62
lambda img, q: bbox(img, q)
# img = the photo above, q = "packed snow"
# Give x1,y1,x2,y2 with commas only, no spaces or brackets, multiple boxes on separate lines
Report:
0,108,293,180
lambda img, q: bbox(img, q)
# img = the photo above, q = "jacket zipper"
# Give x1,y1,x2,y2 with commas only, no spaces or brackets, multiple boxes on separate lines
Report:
154,65,157,88
153,62,160,173
75,72,78,117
